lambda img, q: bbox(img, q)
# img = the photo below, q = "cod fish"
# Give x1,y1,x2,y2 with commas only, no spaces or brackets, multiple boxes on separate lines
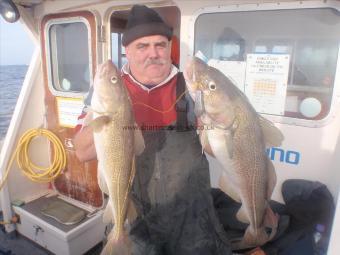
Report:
89,60,144,255
184,57,284,250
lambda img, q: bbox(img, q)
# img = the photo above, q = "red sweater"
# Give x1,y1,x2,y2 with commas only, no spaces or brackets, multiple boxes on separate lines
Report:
123,74,177,128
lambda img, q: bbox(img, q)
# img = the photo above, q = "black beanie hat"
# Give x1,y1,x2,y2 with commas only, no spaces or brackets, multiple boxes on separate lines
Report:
122,5,173,46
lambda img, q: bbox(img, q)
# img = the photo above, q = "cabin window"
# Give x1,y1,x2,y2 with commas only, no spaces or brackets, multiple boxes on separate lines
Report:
194,8,340,121
47,20,91,93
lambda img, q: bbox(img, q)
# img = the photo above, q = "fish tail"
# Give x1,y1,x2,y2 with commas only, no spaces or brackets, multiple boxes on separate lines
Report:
243,225,260,245
231,225,260,250
242,206,279,247
263,206,279,240
100,228,132,255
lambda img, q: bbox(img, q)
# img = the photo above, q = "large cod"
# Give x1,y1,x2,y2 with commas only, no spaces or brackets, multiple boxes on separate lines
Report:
88,60,144,255
184,57,284,250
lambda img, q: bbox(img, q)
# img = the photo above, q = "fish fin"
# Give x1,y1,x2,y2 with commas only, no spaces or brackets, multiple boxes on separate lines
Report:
102,201,114,224
89,115,111,132
199,131,206,154
98,167,113,224
259,115,284,147
236,205,250,224
266,158,277,199
224,130,234,158
97,167,109,194
199,129,208,154
126,200,137,224
83,111,93,126
134,125,145,155
218,172,241,203
126,157,137,223
199,129,205,148
100,229,131,255
197,119,215,157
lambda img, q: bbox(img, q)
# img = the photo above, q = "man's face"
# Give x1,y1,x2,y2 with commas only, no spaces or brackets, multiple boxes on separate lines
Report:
125,35,172,86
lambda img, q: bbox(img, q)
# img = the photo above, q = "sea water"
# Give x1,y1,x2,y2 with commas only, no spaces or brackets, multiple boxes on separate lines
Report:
0,65,27,143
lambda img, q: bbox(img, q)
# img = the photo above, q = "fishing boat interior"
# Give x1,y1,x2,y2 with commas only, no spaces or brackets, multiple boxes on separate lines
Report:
0,0,340,254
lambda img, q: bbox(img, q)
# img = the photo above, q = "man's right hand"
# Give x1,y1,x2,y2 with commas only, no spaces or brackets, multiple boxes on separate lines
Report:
73,126,97,162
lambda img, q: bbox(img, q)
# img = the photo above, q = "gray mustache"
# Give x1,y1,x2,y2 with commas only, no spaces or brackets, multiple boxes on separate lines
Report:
144,58,167,67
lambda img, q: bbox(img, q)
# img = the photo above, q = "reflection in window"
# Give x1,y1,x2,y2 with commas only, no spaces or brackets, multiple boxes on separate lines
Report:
255,46,267,53
48,22,91,93
194,8,340,120
272,46,289,54
111,33,127,69
212,27,245,61
294,40,338,87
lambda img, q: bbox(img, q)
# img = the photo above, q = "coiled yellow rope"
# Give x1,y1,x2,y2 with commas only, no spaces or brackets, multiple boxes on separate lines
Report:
0,128,67,191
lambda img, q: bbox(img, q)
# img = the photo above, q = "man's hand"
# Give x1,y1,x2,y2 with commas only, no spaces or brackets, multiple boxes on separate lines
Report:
73,126,97,162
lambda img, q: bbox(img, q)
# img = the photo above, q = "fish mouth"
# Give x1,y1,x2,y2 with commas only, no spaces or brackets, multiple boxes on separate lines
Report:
184,57,206,116
184,56,207,87
92,60,124,110
96,60,120,82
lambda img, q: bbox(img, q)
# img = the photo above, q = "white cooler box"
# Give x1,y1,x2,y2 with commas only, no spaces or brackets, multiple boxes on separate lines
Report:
12,194,106,255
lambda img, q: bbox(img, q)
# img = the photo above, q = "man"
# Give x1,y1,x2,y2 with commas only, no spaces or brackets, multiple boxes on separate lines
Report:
74,5,232,255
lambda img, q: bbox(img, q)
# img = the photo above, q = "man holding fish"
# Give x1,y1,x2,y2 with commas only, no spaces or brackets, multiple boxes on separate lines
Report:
74,4,232,255
74,4,281,255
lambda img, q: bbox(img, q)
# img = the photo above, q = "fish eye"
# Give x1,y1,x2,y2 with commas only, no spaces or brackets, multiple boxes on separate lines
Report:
110,76,118,84
208,81,216,91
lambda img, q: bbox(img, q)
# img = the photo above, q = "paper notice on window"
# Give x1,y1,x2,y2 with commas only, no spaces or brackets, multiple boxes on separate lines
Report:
245,54,290,115
56,97,84,128
208,59,246,91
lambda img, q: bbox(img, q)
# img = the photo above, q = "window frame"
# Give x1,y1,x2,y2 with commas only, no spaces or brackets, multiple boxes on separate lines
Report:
188,1,340,127
44,16,93,98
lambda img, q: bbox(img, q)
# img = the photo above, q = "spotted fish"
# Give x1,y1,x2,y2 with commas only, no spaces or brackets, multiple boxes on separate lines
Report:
89,60,144,255
184,57,283,249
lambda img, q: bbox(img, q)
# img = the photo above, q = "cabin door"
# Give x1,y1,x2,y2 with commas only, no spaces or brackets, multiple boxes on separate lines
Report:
41,12,102,207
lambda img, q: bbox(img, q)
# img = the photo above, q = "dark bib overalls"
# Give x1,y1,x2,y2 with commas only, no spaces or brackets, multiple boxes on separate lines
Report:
129,73,232,255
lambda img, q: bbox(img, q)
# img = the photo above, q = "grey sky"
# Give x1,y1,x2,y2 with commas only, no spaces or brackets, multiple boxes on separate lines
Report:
0,18,34,65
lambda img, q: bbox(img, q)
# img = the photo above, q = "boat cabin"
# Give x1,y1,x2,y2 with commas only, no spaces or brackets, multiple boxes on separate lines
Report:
0,0,340,254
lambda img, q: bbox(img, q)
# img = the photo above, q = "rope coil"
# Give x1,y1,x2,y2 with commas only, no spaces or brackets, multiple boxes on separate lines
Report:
0,128,67,191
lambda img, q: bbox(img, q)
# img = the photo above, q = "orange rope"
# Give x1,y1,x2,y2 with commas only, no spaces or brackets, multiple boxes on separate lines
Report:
132,89,187,114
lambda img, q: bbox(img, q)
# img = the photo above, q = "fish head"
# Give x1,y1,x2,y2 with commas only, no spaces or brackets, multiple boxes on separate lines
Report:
91,60,127,112
184,57,236,126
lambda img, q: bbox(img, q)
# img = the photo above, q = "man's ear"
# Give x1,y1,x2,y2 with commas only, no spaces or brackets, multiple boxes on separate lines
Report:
124,45,130,56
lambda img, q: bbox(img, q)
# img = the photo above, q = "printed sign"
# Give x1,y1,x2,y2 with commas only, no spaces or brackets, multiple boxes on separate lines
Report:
245,54,290,115
56,97,84,128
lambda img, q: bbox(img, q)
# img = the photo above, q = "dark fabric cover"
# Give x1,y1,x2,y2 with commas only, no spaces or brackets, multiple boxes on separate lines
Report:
264,179,334,255
212,179,335,255
122,5,173,46
282,179,334,228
